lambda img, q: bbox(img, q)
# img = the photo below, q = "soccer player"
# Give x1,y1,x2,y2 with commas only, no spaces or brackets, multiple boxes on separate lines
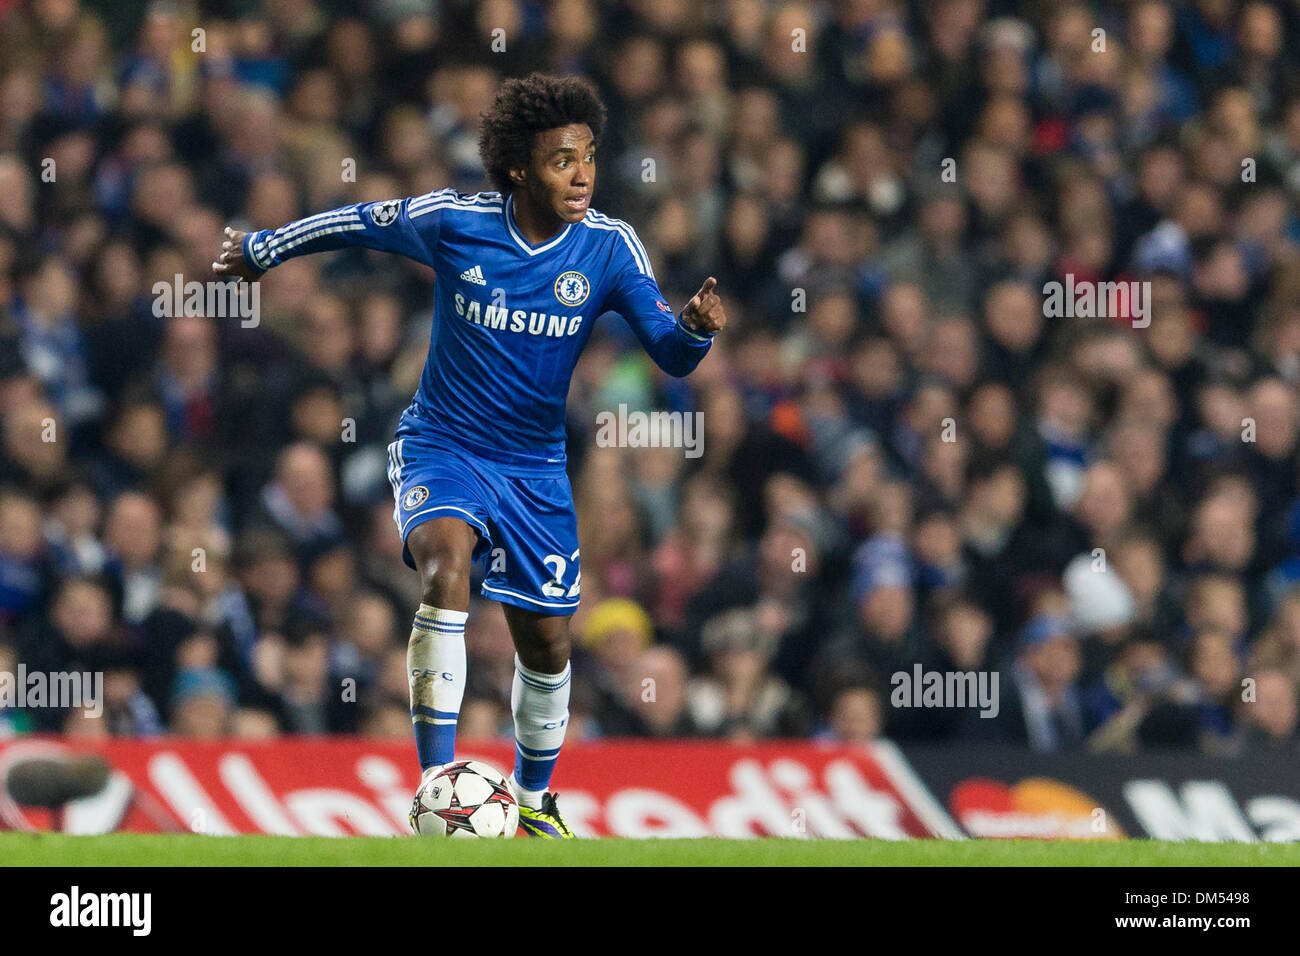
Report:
214,74,726,838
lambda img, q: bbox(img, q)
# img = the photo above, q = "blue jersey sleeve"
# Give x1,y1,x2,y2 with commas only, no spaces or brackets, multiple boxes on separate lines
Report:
602,227,714,378
242,192,449,272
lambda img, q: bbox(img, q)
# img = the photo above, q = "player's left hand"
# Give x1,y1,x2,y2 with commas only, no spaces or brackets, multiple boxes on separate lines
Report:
681,276,726,336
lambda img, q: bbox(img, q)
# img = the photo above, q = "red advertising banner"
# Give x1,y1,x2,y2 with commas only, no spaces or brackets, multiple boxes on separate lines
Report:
0,738,964,839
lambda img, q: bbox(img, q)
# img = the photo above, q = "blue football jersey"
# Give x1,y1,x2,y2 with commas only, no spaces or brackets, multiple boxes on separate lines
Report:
242,190,715,475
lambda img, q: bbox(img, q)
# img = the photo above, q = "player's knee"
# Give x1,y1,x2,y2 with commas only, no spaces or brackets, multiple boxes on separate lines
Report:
418,555,470,608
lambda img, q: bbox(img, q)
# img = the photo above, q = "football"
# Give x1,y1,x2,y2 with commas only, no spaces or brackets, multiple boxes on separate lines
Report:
409,760,520,838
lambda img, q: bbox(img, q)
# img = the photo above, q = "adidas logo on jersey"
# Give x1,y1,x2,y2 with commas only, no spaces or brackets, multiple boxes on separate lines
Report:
460,265,487,285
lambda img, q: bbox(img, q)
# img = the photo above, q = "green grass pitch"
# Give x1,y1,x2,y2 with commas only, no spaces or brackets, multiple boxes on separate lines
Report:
3,833,1297,866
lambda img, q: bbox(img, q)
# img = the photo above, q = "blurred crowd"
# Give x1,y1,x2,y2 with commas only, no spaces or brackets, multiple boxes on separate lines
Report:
2,0,1300,755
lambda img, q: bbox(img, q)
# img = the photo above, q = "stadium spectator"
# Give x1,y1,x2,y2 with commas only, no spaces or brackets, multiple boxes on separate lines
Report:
573,596,654,735
997,604,1086,751
818,675,885,746
687,606,811,740
608,645,703,738
1237,668,1300,752
1188,627,1242,750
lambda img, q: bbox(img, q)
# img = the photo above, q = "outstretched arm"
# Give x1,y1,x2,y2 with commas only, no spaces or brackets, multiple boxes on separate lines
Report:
214,195,445,279
609,261,727,377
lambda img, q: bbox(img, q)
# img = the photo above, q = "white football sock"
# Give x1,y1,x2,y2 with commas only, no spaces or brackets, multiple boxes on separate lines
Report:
408,604,467,771
510,654,571,807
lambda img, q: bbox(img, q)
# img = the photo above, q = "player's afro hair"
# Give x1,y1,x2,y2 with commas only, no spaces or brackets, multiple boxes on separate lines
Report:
478,73,607,194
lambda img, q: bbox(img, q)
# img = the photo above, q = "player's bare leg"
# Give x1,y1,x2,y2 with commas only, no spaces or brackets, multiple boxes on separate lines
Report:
505,604,572,673
404,518,477,780
502,605,576,837
409,517,477,609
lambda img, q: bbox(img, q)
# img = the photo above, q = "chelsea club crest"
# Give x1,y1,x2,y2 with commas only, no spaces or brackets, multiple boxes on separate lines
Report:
402,486,429,510
554,271,590,307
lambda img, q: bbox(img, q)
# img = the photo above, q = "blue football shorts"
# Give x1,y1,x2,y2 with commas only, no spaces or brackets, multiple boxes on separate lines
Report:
385,430,581,616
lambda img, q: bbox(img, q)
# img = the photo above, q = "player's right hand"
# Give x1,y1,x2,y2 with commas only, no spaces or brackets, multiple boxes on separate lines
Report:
213,226,263,281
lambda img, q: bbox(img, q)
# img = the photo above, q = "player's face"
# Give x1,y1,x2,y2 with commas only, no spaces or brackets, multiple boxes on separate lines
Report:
524,123,596,224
